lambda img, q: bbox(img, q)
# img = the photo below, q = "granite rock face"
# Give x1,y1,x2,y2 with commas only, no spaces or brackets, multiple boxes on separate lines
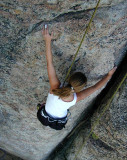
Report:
0,0,127,160
91,84,127,159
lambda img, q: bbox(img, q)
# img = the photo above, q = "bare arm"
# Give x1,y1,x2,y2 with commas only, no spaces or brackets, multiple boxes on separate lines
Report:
42,25,60,92
76,67,117,102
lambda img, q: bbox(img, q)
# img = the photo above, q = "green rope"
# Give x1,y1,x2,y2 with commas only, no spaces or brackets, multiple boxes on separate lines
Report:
63,0,101,85
73,73,127,160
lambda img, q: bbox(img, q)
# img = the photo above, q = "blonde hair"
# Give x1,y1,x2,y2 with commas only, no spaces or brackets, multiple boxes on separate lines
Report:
52,72,87,98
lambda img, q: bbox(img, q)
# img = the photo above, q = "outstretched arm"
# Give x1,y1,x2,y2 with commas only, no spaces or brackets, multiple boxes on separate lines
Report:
76,67,117,102
42,25,60,92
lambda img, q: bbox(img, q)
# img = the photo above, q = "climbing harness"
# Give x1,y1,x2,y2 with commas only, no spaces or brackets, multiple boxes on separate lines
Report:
73,72,127,160
37,104,70,130
41,109,68,123
37,103,71,121
63,0,101,85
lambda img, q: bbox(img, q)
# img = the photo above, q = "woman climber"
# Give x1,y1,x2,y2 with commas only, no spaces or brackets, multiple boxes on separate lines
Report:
37,25,117,130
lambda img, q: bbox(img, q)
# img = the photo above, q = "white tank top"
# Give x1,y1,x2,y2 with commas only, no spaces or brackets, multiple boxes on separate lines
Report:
45,93,77,118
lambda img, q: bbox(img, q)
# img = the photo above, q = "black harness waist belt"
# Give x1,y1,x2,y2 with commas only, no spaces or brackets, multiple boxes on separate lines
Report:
41,107,68,123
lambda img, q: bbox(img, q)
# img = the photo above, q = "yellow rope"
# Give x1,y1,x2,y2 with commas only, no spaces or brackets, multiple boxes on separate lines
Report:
73,73,127,160
63,0,101,85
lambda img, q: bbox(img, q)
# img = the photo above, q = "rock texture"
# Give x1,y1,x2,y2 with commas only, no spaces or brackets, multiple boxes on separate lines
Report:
0,0,127,160
0,148,23,160
90,90,127,159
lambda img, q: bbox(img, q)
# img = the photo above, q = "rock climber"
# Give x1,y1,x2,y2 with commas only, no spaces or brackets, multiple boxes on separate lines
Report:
37,24,117,130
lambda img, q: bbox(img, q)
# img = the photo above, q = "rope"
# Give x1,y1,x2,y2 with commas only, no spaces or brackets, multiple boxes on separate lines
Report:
73,73,127,160
63,0,101,85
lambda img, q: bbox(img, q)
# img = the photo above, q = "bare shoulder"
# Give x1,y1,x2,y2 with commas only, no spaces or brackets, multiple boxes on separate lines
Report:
76,92,83,103
76,85,96,102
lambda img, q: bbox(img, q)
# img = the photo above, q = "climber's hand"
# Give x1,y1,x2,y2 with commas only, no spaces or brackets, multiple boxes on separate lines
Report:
108,67,117,77
42,24,53,42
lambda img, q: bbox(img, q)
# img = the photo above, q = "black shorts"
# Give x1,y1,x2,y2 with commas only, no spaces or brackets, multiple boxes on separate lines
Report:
37,104,68,130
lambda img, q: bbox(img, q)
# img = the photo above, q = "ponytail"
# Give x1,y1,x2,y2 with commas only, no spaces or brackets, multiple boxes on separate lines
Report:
52,72,87,98
52,85,72,99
